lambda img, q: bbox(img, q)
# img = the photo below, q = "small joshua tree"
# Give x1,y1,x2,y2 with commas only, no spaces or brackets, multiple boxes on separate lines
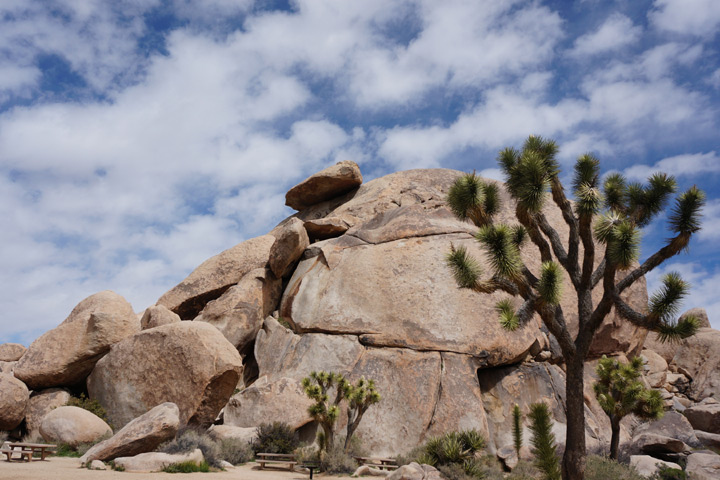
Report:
445,135,704,479
528,402,561,480
342,376,381,453
594,355,664,459
513,404,523,456
302,371,346,451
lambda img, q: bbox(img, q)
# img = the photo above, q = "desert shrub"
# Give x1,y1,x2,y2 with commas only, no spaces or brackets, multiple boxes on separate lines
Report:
66,394,111,426
585,455,645,480
160,428,222,468
162,460,211,473
395,444,427,466
506,460,542,480
55,443,81,457
252,422,299,454
108,460,125,471
437,462,477,480
219,437,253,465
320,443,357,474
294,444,321,465
651,466,687,480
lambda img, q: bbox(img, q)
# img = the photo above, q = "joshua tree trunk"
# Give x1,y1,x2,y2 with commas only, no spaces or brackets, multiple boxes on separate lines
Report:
609,416,621,460
562,357,586,480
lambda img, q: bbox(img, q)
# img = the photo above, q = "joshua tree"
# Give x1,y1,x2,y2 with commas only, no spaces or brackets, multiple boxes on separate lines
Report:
342,376,381,453
445,135,704,479
594,355,664,459
528,402,561,480
302,371,347,451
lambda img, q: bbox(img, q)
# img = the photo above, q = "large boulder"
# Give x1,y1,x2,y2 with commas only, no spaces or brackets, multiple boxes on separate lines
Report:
87,322,243,429
80,402,180,463
0,373,29,430
671,328,720,401
39,406,112,447
25,388,72,436
285,160,363,211
685,402,720,434
695,430,720,449
630,455,682,478
207,425,258,444
643,308,711,362
633,432,689,454
139,305,180,330
268,217,310,278
632,411,700,447
640,349,668,388
0,343,26,361
685,452,720,480
194,268,281,349
14,291,140,389
113,448,204,473
157,234,275,319
0,361,16,374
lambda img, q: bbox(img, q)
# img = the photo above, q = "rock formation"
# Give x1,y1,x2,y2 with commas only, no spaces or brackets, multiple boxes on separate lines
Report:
39,406,112,446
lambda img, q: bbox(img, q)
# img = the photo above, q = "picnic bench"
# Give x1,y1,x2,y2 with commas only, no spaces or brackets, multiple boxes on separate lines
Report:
256,452,298,471
2,442,57,462
353,456,398,470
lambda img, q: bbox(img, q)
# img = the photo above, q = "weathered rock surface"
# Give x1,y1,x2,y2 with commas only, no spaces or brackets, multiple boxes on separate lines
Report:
87,322,242,429
630,455,681,478
685,402,720,434
686,452,720,480
304,217,350,240
14,291,139,389
26,388,72,436
268,217,310,278
89,460,108,470
194,268,281,349
114,448,204,473
39,406,112,447
681,307,711,328
634,432,689,454
643,308,711,363
695,430,720,449
80,402,180,463
671,328,720,400
0,343,26,361
0,373,29,430
140,305,180,330
0,361,16,374
285,160,362,211
353,465,389,477
207,425,257,444
224,376,313,430
497,445,519,470
641,349,668,388
157,235,275,319
633,411,700,447
386,462,442,480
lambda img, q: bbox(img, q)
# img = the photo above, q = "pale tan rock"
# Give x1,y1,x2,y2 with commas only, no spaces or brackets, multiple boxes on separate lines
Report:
386,462,442,480
0,361,16,374
304,217,350,240
80,402,180,464
633,411,700,447
630,455,681,477
641,349,668,388
87,322,242,429
686,452,720,480
157,235,275,319
207,425,257,444
195,268,281,349
113,448,204,473
26,388,72,436
0,373,29,430
695,430,720,449
0,343,26,361
634,432,689,454
497,445,518,470
285,160,362,211
140,305,180,330
681,307,711,328
671,328,720,401
224,376,313,430
268,217,310,278
353,464,389,476
685,403,720,434
89,460,107,470
39,406,112,447
14,291,140,389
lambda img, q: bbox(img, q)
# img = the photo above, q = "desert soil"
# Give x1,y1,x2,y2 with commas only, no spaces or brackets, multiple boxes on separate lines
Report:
0,457,350,480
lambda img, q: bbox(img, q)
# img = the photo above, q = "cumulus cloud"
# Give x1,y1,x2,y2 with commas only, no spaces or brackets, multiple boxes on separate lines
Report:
650,0,720,37
622,152,720,181
569,13,642,57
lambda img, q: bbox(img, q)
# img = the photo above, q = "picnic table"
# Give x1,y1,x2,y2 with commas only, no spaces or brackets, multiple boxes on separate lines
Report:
1,442,57,462
353,456,398,470
256,452,297,471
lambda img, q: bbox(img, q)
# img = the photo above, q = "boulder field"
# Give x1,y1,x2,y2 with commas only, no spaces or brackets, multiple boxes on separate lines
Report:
1,161,720,468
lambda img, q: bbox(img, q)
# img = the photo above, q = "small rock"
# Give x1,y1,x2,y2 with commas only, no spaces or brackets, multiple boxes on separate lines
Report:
353,464,389,477
140,305,180,330
387,462,442,480
89,460,107,470
630,455,681,478
0,343,27,362
304,217,351,240
695,430,720,449
269,217,310,278
685,402,720,434
285,160,363,211
219,460,234,469
113,448,204,473
633,432,689,454
497,444,519,470
685,452,720,480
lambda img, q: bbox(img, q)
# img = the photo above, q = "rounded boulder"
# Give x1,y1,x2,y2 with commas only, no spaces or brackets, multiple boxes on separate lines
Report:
40,406,112,446
0,373,29,430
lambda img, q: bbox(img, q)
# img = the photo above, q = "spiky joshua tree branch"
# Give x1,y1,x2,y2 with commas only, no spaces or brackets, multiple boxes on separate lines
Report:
445,136,704,480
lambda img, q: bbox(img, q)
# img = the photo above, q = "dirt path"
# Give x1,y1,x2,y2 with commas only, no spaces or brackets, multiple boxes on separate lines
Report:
0,457,352,480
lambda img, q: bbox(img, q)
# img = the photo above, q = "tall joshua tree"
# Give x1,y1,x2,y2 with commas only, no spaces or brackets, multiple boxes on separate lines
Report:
594,355,664,460
445,135,704,480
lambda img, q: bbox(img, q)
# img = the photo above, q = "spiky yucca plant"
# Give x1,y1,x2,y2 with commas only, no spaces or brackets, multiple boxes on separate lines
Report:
513,404,523,456
342,376,381,453
528,403,561,480
594,356,664,459
445,136,704,480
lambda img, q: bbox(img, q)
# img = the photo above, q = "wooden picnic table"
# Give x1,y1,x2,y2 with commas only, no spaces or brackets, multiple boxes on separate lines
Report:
353,456,398,470
2,442,57,462
256,452,297,471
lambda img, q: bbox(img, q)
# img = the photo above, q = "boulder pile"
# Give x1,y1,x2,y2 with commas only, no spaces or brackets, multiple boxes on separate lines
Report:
1,161,719,474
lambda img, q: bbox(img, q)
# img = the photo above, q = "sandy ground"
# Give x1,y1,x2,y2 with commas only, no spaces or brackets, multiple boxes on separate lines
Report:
0,457,352,480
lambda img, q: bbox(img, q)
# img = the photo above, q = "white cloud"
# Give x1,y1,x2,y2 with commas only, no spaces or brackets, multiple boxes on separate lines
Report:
710,69,720,89
697,199,720,242
647,262,720,329
650,0,720,37
569,13,642,57
622,151,720,181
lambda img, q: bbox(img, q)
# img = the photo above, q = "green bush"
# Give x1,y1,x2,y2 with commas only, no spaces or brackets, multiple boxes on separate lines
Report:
651,466,687,480
160,428,222,468
55,443,82,457
219,437,253,465
320,443,357,474
437,462,477,480
252,422,299,455
66,394,111,426
585,455,645,480
162,460,211,473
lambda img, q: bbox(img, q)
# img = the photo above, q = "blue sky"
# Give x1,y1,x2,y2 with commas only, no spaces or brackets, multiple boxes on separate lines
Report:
1,0,719,345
